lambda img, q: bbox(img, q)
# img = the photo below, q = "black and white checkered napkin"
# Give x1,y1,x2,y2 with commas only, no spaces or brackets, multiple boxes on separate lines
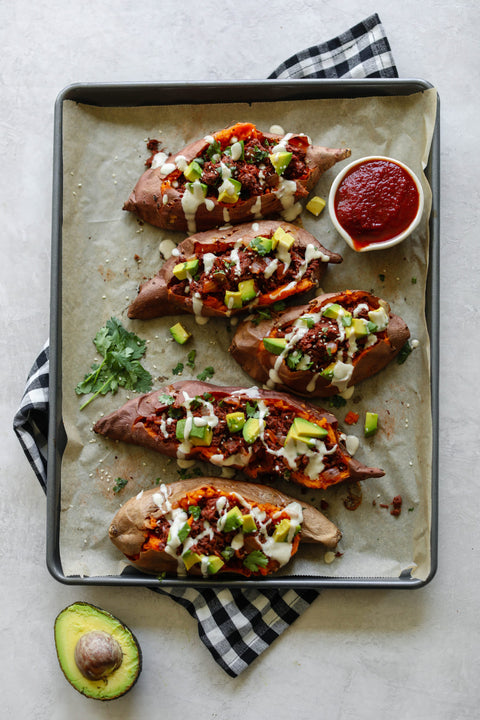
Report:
13,14,397,678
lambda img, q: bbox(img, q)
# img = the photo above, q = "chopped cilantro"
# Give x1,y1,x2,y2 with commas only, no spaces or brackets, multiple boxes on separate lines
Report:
75,317,152,410
249,236,270,256
329,395,347,408
250,145,269,162
411,277,417,284
202,392,214,402
172,362,184,375
243,550,269,572
246,401,259,418
251,308,272,326
186,349,197,369
177,523,191,543
397,341,413,365
188,505,202,520
221,546,235,561
286,350,303,370
167,406,183,419
196,366,215,381
112,477,128,494
177,466,202,480
158,393,174,405
272,300,287,313
206,139,221,160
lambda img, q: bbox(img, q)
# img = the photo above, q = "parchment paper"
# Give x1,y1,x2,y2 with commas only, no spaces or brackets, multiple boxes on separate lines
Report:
59,89,437,581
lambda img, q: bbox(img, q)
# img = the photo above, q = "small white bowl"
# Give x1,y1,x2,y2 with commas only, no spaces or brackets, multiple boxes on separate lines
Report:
328,155,425,252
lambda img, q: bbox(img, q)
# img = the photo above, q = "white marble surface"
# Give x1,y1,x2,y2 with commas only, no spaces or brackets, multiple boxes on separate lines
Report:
1,1,479,717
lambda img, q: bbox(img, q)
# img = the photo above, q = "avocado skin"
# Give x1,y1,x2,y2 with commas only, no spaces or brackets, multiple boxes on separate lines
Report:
54,602,142,701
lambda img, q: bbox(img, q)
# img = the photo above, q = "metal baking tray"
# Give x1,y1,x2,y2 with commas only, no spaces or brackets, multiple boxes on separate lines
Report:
47,79,439,589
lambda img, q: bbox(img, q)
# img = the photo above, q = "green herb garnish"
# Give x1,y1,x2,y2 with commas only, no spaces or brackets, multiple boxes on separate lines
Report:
177,523,191,543
250,236,271,256
172,362,184,375
206,139,221,160
246,401,259,418
329,395,347,408
177,466,202,480
159,393,174,405
197,366,215,381
243,550,269,572
221,546,235,561
188,505,202,520
186,349,197,369
75,317,152,410
112,477,128,494
286,350,303,370
397,341,413,365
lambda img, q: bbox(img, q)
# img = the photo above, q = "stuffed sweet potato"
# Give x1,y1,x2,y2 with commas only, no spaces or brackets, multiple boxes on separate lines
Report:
123,122,351,233
108,477,341,577
229,290,410,397
128,220,342,320
93,381,384,490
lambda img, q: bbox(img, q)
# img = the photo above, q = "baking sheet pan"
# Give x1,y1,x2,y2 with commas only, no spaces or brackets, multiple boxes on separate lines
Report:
47,79,439,589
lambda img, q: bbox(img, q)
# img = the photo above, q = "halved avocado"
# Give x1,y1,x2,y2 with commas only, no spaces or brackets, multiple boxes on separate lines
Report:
54,602,142,701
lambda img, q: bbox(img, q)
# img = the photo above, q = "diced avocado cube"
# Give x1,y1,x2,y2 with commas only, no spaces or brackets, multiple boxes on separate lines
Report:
300,315,316,329
364,412,379,438
241,514,257,533
352,318,369,337
306,195,326,216
176,418,187,441
263,337,287,355
184,160,203,182
269,150,292,175
274,229,295,253
207,555,225,575
271,226,294,250
218,178,241,203
322,303,344,319
172,258,199,280
285,424,316,448
250,236,273,255
182,550,202,571
169,322,191,345
189,423,213,447
242,417,261,444
292,417,328,439
226,412,246,434
186,181,208,196
320,362,336,379
224,289,243,309
273,518,291,542
238,279,257,302
223,506,243,532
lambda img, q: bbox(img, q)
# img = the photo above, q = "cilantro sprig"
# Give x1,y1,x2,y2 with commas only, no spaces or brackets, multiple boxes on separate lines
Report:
75,317,152,410
243,550,269,572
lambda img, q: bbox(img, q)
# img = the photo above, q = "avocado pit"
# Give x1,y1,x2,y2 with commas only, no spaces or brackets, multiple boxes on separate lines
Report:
74,630,123,680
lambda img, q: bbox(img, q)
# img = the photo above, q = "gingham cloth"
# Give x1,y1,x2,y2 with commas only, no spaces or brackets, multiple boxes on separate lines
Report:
13,14,397,678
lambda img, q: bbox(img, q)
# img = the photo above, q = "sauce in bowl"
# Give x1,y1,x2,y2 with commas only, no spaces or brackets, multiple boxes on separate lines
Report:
328,156,424,252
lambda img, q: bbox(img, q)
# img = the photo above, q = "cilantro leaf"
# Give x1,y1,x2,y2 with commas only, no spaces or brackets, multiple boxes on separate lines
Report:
196,366,215,381
250,236,270,256
243,550,269,572
329,395,347,408
286,350,303,370
188,505,202,520
186,349,196,369
397,341,413,365
112,477,128,494
172,362,184,375
76,317,152,410
158,393,174,405
245,401,259,418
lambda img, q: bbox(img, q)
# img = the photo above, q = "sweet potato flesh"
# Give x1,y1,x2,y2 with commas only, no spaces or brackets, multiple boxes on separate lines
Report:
141,487,302,577
160,122,311,203
167,236,321,313
137,391,351,490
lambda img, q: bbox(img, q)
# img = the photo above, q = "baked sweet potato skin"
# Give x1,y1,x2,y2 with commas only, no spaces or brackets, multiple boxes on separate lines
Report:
93,380,384,490
229,290,410,397
123,122,351,233
127,219,342,320
108,477,342,576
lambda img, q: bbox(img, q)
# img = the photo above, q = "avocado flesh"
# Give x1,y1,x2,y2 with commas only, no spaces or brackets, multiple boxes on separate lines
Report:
54,602,141,701
263,337,287,355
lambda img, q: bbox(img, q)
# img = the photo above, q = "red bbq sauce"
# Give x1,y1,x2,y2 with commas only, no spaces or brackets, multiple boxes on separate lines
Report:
334,158,420,250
